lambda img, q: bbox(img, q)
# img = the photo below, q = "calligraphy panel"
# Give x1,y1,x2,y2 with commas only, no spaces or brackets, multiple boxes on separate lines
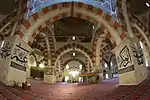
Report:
131,43,144,65
0,41,13,59
10,43,29,72
117,45,132,70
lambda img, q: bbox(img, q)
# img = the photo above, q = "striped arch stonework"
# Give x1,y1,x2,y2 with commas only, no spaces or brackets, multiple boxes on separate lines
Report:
17,2,126,71
18,2,72,44
73,2,125,40
39,27,55,66
92,26,116,67
0,11,17,40
99,37,115,67
116,0,128,32
130,16,149,46
85,58,92,72
55,56,64,71
0,0,28,40
116,0,149,46
131,27,147,47
18,2,125,45
54,43,92,67
63,58,87,71
59,57,64,71
32,43,44,52
29,51,45,67
130,15,147,34
117,0,148,32
28,27,55,66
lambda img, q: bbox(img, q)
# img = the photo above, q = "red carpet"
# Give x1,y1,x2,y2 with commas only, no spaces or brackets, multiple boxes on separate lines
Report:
1,77,150,100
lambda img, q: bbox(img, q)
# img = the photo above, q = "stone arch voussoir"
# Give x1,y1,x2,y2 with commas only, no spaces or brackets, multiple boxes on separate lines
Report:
18,2,125,46
54,43,92,69
92,27,117,67
63,58,87,71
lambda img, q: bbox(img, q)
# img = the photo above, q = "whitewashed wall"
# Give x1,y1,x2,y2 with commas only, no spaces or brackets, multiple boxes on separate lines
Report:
115,37,147,85
0,36,14,85
0,35,31,86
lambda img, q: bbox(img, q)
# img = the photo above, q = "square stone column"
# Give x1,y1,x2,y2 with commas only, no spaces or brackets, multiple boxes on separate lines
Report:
0,35,31,86
115,37,147,85
93,65,103,82
44,67,56,84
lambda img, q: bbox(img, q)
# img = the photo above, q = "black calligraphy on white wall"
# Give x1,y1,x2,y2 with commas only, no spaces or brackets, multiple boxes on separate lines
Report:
44,68,53,75
0,41,13,59
11,43,29,71
118,46,132,68
131,43,144,65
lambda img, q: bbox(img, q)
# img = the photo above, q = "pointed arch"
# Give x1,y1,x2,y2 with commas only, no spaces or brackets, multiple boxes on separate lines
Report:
18,2,125,46
54,43,93,69
63,58,86,71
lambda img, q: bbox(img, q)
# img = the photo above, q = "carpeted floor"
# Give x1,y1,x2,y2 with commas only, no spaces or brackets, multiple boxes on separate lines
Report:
1,77,150,100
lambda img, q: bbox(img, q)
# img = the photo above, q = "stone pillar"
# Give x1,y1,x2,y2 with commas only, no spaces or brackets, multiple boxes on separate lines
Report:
58,60,61,72
26,67,31,78
107,67,113,79
0,35,31,86
141,42,150,67
115,37,147,85
87,61,90,72
93,65,103,82
95,56,104,81
44,67,56,84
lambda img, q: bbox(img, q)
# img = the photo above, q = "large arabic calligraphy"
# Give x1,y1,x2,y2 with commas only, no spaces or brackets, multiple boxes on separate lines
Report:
11,43,29,71
118,46,132,69
131,43,144,65
0,41,13,59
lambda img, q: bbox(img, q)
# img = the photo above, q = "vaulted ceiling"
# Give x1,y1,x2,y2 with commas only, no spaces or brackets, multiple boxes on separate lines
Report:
130,0,150,15
0,0,16,15
53,17,94,42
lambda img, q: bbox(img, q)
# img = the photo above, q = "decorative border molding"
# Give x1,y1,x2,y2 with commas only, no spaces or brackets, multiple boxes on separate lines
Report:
118,65,134,74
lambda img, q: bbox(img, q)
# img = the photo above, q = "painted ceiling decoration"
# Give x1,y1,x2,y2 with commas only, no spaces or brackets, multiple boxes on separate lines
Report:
26,0,117,20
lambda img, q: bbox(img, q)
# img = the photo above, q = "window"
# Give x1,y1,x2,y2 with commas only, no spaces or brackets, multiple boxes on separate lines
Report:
65,76,69,82
72,52,76,56
72,36,76,40
146,60,149,67
79,64,82,69
146,3,150,7
139,41,143,49
106,74,109,79
110,62,113,66
105,63,107,68
66,64,69,69
1,41,4,48
39,63,44,68
92,25,95,29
